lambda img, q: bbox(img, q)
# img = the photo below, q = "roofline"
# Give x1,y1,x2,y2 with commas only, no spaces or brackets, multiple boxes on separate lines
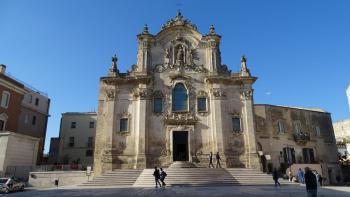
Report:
254,104,330,114
61,112,97,115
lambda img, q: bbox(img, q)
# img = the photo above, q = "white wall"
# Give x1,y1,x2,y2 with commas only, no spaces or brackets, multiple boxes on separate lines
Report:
0,132,39,178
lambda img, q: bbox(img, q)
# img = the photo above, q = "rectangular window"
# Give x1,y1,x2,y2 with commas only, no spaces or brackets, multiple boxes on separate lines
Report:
232,117,241,132
87,136,93,147
153,98,163,113
302,148,315,163
1,91,10,109
69,137,75,147
277,120,285,134
0,120,4,131
32,116,36,125
315,126,321,136
86,150,93,157
71,122,76,128
24,113,29,124
294,122,302,133
283,147,296,164
120,118,128,132
89,121,95,128
28,94,32,103
35,98,39,106
197,98,207,112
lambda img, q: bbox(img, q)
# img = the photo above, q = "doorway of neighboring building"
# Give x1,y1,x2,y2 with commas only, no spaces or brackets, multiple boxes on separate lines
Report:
173,131,188,161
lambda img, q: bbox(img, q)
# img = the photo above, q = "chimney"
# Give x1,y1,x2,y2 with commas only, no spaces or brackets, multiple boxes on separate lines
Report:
0,64,6,74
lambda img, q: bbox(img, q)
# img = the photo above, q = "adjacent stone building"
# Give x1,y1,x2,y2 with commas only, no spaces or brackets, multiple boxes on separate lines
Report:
58,112,97,166
48,137,59,164
0,64,49,179
255,104,340,184
17,87,50,164
333,118,350,156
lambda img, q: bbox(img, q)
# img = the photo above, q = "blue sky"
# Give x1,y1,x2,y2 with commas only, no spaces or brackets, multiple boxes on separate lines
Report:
1,0,349,153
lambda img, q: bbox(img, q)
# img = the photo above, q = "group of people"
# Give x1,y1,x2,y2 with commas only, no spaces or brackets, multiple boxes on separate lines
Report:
153,167,167,188
296,168,323,186
274,167,322,197
208,152,221,168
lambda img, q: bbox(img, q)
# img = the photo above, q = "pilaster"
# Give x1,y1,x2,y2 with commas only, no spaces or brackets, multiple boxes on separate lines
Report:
241,88,260,169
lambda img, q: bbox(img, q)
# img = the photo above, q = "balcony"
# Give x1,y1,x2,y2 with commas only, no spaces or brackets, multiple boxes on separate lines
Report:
293,132,310,145
165,112,197,125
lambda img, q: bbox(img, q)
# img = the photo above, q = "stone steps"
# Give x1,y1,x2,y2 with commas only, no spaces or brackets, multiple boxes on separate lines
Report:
79,168,295,187
79,169,143,187
133,168,295,187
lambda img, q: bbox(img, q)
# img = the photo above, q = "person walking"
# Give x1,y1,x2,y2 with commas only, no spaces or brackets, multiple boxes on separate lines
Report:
153,167,162,188
215,152,222,168
208,152,214,168
298,168,305,184
315,172,322,187
288,170,293,182
305,167,318,197
272,168,281,187
160,168,167,187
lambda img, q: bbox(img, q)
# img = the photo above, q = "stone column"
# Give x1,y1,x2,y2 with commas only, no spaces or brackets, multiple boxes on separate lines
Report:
94,83,117,175
133,86,148,168
210,88,226,164
241,88,260,169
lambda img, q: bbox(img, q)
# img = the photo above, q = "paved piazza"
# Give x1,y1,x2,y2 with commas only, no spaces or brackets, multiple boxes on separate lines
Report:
1,186,350,197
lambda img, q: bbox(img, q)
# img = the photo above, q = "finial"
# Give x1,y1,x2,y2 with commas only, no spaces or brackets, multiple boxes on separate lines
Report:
109,54,119,76
209,24,216,35
143,24,149,34
241,55,247,63
177,9,182,17
240,55,250,77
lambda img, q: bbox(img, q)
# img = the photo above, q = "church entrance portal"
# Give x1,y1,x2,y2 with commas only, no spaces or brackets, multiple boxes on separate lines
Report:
173,131,189,161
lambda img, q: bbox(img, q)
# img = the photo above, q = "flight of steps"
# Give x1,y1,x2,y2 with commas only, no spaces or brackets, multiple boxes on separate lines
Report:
133,168,295,187
79,169,143,187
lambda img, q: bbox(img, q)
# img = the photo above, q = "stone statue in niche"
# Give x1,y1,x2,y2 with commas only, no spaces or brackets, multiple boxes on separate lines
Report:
164,48,170,65
176,45,185,65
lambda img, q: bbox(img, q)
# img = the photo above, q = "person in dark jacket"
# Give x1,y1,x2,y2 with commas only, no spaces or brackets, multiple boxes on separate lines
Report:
160,168,167,187
208,152,214,168
215,152,221,168
304,167,317,197
272,168,281,187
153,167,162,188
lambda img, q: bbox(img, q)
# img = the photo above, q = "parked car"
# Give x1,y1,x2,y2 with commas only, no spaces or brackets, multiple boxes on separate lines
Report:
0,177,25,194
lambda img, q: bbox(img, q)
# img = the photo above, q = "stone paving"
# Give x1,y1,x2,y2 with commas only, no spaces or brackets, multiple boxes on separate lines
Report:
1,185,350,197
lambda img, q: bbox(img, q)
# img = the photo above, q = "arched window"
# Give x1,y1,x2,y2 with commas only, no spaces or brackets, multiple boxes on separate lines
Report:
172,83,188,112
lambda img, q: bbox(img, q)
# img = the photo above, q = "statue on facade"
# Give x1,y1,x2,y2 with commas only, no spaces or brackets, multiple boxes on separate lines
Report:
176,45,185,65
164,48,170,65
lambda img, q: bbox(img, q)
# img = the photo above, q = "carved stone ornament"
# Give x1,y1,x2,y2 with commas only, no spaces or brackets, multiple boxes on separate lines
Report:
133,88,152,99
155,38,207,73
105,88,116,101
153,90,164,98
211,88,226,99
101,150,113,163
197,90,207,98
161,10,197,31
241,89,253,100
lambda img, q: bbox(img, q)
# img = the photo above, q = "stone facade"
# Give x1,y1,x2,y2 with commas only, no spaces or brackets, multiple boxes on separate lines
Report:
334,118,350,142
58,112,97,166
18,87,50,164
254,104,341,184
94,12,260,175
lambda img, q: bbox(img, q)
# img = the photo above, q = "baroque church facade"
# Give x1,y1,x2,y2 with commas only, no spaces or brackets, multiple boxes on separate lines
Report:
94,12,260,175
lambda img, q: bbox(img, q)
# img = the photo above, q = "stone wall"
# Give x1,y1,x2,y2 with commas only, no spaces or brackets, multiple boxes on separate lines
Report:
28,171,94,188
